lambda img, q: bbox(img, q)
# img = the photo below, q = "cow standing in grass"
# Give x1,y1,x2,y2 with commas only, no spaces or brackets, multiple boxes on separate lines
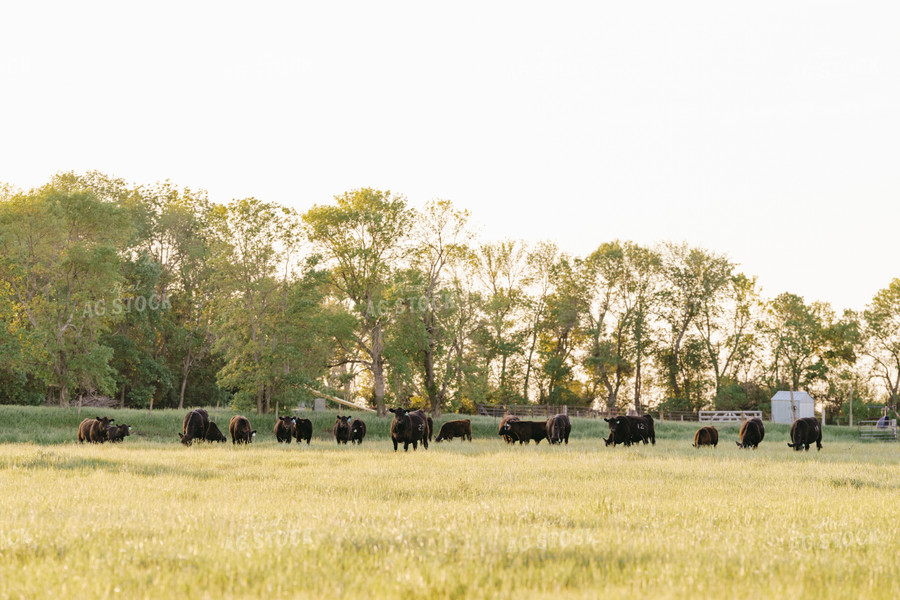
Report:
333,415,351,444
229,415,256,444
435,419,472,442
106,424,132,443
693,426,718,448
499,420,547,445
389,407,429,451
180,410,208,446
203,421,227,443
78,417,114,443
274,416,293,443
350,419,367,444
498,413,520,444
292,418,312,445
736,417,765,449
788,417,822,452
604,415,655,446
292,417,312,445
546,414,571,445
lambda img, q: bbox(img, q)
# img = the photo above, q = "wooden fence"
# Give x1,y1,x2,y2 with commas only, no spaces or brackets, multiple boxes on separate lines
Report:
475,404,618,419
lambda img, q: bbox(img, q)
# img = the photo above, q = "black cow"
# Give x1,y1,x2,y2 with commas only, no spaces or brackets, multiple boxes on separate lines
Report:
435,419,472,442
389,407,429,451
604,415,655,446
788,417,822,452
693,426,718,448
106,424,132,443
499,420,547,445
229,415,256,444
350,418,367,444
78,416,114,443
274,416,293,443
203,421,227,443
292,417,312,445
180,410,208,446
736,417,765,449
333,415,351,444
546,414,571,445
498,413,520,444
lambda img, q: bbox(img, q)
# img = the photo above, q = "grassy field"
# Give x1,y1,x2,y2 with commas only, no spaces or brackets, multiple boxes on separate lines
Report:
1,406,898,599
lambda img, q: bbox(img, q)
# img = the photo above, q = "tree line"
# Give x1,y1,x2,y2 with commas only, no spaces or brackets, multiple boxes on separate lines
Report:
1,172,898,419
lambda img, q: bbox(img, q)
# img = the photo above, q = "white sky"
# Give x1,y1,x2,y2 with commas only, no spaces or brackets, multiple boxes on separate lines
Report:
1,1,897,312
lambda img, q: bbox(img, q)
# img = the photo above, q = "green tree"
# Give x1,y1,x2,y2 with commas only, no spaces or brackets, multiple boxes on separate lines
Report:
471,240,528,403
583,241,659,411
657,243,733,408
862,279,900,406
0,184,131,405
212,198,301,413
303,189,413,415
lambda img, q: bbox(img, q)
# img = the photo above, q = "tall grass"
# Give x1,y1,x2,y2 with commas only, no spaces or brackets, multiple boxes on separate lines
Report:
1,407,897,598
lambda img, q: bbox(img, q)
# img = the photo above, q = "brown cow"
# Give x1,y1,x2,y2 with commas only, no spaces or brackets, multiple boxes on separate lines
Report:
693,426,718,448
333,415,351,444
546,414,571,445
736,417,765,449
203,421,227,443
788,417,822,452
229,415,256,444
106,424,132,443
435,419,472,442
274,416,293,443
180,410,208,446
78,416,114,443
389,407,429,451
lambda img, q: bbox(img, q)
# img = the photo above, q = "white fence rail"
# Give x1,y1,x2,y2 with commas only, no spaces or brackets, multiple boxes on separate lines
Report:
698,410,763,423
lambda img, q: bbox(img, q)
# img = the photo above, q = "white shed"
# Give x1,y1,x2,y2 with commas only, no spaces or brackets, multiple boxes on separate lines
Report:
770,391,815,424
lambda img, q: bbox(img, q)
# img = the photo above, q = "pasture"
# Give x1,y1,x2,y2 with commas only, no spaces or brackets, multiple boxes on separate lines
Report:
1,407,898,599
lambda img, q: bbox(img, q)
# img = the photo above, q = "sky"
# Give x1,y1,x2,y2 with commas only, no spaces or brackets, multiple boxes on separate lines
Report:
1,1,897,312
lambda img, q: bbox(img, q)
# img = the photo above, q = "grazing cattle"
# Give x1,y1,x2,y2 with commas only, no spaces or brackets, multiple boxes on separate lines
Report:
229,415,256,444
389,407,429,451
788,417,822,452
604,415,655,447
546,414,571,445
435,419,472,442
333,415,351,444
203,421,227,443
78,416,114,443
180,410,208,446
499,420,547,445
693,426,718,448
106,424,132,443
736,417,765,449
292,418,312,445
498,413,520,444
274,416,293,443
350,418,367,444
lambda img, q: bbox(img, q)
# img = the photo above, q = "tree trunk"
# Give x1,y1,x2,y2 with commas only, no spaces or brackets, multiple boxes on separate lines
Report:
371,323,386,415
179,373,188,411
634,356,642,414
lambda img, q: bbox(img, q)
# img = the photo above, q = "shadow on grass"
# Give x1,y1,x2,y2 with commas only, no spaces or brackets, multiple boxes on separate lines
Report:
5,449,218,480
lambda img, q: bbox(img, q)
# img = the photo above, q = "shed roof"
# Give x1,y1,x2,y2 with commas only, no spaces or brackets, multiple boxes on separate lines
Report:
771,390,814,403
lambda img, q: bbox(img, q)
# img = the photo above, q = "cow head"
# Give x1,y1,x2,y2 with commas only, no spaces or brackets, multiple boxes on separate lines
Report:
351,420,364,437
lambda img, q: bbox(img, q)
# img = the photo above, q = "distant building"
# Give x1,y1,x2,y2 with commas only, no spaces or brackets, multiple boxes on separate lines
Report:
770,391,815,424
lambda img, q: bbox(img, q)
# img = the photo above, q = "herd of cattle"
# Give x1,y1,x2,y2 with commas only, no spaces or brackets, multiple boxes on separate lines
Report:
74,411,824,452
